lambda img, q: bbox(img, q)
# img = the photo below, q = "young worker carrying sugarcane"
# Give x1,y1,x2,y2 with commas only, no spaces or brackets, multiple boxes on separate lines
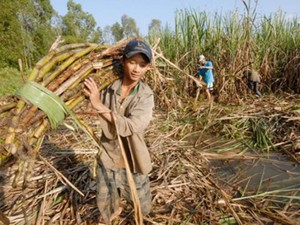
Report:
83,39,154,224
195,54,215,103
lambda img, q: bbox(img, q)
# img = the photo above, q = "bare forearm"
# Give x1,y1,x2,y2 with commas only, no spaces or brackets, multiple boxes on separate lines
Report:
200,66,213,69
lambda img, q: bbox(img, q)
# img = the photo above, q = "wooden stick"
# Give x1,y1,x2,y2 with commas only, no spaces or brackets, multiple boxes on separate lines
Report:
112,113,144,225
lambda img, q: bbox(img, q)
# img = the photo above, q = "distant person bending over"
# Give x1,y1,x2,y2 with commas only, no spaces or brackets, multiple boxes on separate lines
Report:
84,39,154,224
196,54,215,103
243,69,262,97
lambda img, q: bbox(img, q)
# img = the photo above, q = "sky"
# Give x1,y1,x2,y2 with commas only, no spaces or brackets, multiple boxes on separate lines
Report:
50,0,300,35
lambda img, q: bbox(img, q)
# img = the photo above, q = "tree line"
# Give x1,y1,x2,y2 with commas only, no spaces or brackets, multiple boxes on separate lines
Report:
0,0,162,70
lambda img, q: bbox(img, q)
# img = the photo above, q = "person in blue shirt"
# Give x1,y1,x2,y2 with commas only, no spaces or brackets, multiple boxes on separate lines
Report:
196,54,215,103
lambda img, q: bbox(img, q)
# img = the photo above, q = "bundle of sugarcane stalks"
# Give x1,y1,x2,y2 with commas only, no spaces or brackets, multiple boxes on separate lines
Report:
0,37,137,221
0,37,135,169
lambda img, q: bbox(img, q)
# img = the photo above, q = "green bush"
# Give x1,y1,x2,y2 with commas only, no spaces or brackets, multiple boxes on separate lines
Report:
0,67,24,96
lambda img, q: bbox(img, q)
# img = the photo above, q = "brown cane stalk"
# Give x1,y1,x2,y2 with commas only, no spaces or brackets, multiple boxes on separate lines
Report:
41,46,98,87
35,52,75,82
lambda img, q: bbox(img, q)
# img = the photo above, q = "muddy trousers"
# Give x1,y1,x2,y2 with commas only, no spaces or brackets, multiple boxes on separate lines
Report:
96,160,152,224
247,80,262,97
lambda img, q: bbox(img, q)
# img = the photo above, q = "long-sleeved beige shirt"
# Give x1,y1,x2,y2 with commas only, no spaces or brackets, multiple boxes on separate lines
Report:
98,79,154,174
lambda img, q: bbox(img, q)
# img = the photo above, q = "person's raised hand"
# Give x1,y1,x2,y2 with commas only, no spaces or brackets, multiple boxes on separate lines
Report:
83,77,102,111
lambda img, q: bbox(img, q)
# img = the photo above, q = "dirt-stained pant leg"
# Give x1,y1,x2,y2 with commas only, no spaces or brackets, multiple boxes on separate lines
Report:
247,80,254,91
253,82,262,97
117,169,152,215
96,161,120,224
247,80,262,97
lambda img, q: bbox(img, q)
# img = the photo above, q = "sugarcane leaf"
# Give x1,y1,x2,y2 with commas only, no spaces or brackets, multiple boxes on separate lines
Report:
15,81,102,151
15,81,107,157
15,81,67,129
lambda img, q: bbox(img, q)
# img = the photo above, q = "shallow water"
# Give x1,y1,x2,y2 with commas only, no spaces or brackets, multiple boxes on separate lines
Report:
210,153,300,195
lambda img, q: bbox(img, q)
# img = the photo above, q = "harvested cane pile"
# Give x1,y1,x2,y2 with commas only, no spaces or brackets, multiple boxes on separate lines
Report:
0,37,132,165
0,38,134,170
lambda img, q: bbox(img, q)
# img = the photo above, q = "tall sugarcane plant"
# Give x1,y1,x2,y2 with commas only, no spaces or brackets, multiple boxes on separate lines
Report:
0,37,135,187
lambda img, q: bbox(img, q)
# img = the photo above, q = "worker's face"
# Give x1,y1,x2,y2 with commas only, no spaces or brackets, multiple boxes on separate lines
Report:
199,59,205,65
123,53,150,82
